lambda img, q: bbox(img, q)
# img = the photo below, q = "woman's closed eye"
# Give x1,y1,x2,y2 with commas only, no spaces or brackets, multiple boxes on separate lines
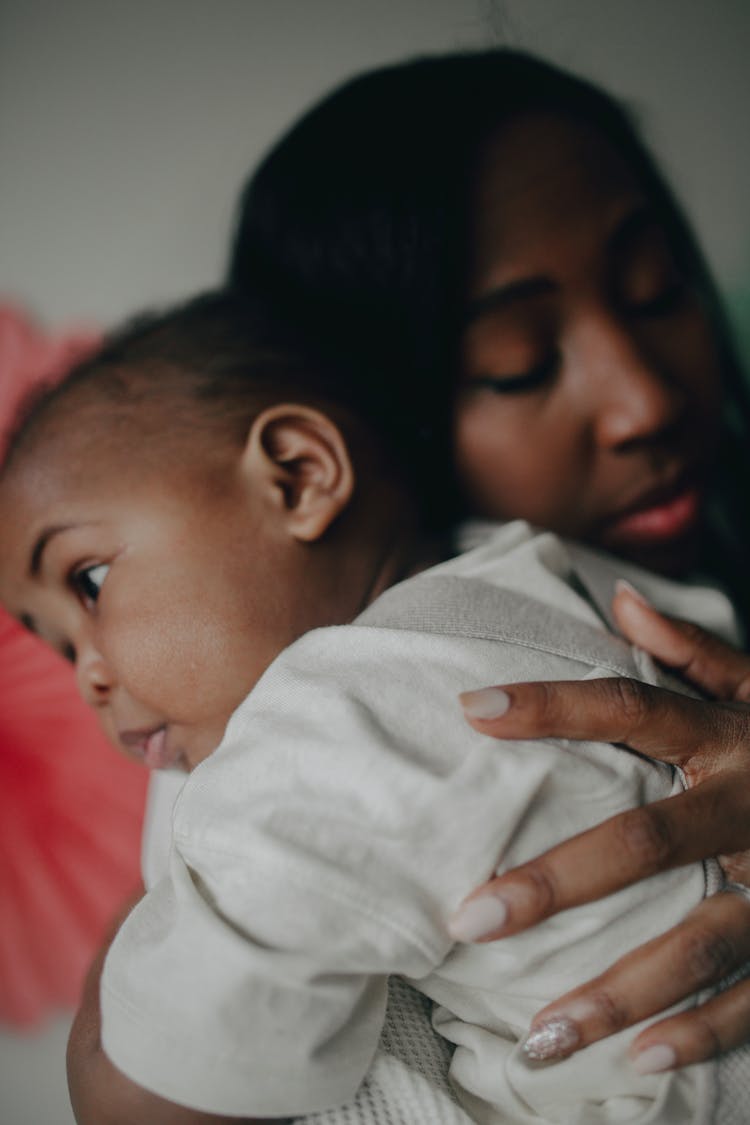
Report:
467,352,561,395
70,563,110,609
627,280,687,319
615,223,690,320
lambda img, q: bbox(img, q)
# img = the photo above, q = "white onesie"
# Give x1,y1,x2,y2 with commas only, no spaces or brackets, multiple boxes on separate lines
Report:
105,523,745,1123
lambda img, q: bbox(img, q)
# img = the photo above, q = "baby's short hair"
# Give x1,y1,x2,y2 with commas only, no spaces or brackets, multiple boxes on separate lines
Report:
3,290,395,479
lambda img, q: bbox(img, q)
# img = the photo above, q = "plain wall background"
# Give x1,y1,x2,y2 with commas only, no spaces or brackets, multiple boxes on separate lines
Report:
2,0,750,330
1,3,749,1123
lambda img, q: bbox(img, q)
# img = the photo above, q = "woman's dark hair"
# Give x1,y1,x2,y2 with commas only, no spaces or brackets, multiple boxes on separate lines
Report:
228,48,750,631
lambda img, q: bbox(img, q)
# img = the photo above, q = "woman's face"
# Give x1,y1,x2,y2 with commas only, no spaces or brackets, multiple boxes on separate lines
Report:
454,113,723,576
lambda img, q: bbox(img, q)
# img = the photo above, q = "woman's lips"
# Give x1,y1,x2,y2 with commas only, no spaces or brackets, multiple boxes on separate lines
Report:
601,485,701,547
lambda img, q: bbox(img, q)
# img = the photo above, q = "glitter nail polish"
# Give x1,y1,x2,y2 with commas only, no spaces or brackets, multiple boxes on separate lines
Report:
523,1016,580,1062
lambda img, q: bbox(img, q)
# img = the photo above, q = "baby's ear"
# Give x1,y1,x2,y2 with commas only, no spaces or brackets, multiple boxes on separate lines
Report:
241,405,355,541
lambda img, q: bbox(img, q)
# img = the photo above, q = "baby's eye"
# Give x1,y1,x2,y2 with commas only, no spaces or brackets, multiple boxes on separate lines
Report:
71,564,110,608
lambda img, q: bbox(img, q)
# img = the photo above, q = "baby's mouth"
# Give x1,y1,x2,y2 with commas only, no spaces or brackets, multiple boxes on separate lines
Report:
119,724,183,770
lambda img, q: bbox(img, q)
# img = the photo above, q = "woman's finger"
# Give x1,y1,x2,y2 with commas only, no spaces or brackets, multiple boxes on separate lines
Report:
448,776,750,942
630,976,750,1072
515,891,750,1063
613,584,750,702
461,677,750,771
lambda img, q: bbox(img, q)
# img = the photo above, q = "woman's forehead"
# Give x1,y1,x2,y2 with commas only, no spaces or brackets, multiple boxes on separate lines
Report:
469,113,644,280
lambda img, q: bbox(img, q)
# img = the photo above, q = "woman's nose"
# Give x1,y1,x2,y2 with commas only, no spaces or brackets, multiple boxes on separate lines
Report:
75,643,113,708
585,318,685,450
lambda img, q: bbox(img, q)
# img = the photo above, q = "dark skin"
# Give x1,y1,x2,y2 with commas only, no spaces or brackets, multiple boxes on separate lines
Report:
449,113,750,1070
457,584,750,1069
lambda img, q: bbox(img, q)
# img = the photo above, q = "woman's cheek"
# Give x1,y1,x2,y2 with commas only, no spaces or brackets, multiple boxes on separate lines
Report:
654,306,723,415
454,403,506,508
455,399,539,514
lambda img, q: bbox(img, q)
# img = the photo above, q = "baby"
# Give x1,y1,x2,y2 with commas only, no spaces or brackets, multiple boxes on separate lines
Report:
0,291,742,1124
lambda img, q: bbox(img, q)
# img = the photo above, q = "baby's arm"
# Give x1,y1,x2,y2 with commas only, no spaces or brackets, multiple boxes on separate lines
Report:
68,895,283,1125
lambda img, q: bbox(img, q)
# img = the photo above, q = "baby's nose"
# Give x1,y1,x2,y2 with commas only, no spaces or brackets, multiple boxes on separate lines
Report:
75,647,113,708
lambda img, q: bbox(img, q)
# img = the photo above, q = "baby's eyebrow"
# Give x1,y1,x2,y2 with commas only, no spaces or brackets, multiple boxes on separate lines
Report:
29,524,76,577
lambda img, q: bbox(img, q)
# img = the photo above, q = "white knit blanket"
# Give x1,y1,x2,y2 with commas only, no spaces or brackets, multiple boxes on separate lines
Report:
296,975,750,1125
296,978,471,1125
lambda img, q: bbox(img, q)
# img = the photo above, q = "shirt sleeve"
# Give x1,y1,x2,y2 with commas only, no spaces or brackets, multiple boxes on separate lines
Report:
101,847,399,1117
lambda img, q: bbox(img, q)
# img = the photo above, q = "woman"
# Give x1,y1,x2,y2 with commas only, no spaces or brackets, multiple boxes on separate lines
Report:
227,47,750,1073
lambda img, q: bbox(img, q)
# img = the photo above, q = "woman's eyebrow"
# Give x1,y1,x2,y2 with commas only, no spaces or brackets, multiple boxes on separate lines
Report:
607,204,660,254
464,276,557,325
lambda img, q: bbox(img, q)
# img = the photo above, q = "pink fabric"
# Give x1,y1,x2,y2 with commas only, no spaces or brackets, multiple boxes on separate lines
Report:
0,304,148,1029
0,304,98,460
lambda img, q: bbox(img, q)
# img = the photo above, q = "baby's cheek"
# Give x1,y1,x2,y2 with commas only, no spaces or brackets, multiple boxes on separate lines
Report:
108,599,245,720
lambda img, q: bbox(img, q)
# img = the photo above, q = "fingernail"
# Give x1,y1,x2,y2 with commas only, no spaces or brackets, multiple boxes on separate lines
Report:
550,998,598,1024
460,687,511,720
631,1043,677,1074
615,579,651,607
448,895,508,942
523,1016,580,1062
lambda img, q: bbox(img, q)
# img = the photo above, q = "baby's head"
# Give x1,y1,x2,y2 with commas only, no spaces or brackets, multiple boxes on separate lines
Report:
0,291,424,771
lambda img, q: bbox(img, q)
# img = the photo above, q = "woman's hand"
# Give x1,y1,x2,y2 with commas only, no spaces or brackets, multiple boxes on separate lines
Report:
450,584,750,1070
